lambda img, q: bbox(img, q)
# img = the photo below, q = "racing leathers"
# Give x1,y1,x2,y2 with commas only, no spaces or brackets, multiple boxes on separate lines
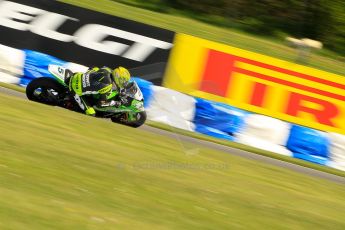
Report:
67,67,121,115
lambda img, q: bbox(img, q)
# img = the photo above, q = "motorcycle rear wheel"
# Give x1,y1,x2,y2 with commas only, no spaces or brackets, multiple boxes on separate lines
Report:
26,77,66,106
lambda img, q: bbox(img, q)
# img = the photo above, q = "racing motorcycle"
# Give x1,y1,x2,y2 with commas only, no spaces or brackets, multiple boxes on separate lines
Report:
26,65,146,128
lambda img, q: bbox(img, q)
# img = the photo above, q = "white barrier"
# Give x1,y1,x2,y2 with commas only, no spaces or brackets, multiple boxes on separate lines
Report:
234,114,292,156
0,44,25,84
146,86,196,131
147,86,196,120
237,114,291,145
147,106,195,131
327,132,345,170
235,133,293,156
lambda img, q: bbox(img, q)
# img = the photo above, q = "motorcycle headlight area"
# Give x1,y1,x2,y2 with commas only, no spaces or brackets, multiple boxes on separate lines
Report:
135,102,144,111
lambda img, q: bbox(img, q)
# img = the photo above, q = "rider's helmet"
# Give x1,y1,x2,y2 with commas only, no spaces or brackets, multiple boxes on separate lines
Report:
112,67,131,89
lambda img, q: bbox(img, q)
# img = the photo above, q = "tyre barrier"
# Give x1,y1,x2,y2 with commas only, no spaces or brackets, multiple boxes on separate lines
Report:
235,115,292,156
1,44,345,170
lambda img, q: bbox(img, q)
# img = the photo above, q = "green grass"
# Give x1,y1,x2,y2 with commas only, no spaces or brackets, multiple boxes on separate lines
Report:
59,0,345,76
2,92,345,229
0,82,25,93
147,121,345,178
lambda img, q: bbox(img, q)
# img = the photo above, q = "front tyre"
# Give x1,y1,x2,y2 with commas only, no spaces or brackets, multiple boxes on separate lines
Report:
26,77,66,106
129,111,147,128
111,111,147,128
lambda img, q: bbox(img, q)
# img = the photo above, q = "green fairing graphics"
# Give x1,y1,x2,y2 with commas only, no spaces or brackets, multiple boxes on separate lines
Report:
107,91,118,100
70,73,83,96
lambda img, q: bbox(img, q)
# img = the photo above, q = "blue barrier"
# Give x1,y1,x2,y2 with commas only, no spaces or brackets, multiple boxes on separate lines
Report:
21,50,67,86
194,124,235,141
287,125,330,165
193,97,248,136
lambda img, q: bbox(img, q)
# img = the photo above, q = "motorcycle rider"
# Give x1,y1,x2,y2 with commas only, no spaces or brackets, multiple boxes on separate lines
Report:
66,66,131,116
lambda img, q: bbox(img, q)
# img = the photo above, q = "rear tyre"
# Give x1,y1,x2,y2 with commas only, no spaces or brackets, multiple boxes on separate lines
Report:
26,77,66,106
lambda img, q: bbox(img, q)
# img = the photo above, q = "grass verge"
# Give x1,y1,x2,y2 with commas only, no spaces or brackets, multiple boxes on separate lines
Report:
0,82,25,93
146,121,345,178
59,0,345,76
1,92,345,229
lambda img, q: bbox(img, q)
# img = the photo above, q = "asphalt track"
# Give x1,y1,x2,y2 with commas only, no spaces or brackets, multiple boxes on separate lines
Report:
1,86,345,185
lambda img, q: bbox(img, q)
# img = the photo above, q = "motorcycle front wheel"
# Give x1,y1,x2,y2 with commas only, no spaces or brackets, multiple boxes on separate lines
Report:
111,111,147,128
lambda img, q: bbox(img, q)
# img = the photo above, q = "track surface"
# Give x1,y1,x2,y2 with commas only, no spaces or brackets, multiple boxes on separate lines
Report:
2,86,345,185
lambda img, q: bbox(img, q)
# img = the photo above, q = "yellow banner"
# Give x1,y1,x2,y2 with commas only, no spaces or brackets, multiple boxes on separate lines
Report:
164,34,345,135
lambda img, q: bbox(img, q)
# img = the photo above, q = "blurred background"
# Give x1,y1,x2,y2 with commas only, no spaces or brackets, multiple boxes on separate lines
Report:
112,0,345,74
116,0,345,55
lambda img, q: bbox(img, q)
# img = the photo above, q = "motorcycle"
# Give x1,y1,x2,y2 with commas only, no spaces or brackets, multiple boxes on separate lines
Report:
26,64,146,128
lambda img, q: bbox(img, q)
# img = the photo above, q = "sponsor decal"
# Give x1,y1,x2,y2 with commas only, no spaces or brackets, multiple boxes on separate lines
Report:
82,74,90,88
0,1,172,62
75,77,79,90
164,34,345,134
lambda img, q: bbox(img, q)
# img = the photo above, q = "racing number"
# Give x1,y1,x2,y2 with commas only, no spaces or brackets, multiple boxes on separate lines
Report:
58,67,64,74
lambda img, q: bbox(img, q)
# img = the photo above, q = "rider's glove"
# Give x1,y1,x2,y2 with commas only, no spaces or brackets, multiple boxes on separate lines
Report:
120,97,128,105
